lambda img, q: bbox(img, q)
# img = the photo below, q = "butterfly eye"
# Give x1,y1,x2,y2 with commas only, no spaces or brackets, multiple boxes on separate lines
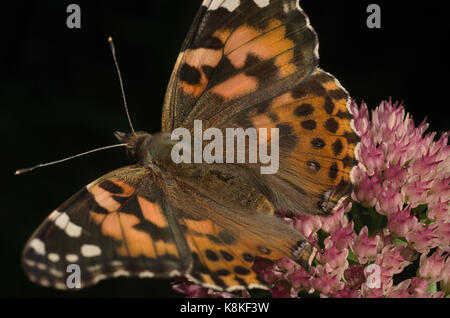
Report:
130,132,154,164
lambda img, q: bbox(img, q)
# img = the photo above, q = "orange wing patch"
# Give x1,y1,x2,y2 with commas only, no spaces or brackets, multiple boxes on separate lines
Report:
100,212,158,258
89,179,135,212
225,21,296,75
88,179,179,259
179,48,223,98
138,196,168,228
211,21,297,101
211,73,259,101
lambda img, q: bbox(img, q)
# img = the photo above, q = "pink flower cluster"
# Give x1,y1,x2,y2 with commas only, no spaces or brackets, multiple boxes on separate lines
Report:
174,100,449,298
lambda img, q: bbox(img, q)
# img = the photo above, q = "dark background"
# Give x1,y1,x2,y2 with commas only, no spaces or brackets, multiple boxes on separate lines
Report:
1,0,448,298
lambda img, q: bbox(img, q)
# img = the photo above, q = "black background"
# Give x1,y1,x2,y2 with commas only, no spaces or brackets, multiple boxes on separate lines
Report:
1,0,449,298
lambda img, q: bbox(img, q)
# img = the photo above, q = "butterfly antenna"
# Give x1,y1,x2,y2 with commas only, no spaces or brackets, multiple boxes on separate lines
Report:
108,36,135,134
15,143,128,175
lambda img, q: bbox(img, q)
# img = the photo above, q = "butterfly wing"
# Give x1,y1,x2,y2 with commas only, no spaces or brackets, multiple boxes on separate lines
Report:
161,0,358,215
224,69,359,215
22,165,190,290
166,177,315,291
22,164,314,291
161,0,318,131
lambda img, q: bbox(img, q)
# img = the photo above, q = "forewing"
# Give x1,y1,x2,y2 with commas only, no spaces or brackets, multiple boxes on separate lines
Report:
22,165,190,290
22,165,315,291
162,0,318,131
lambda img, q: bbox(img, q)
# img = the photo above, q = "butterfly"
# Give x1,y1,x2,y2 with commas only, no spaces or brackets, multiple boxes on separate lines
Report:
22,0,359,292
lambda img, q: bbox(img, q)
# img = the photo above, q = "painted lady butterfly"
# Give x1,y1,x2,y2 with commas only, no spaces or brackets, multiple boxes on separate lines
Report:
22,0,359,292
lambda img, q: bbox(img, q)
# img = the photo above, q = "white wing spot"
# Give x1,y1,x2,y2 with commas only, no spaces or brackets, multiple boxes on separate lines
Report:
28,275,37,283
65,222,82,238
110,261,123,267
208,0,240,12
37,263,47,270
253,0,270,8
138,271,155,278
24,260,36,267
66,254,79,263
49,268,64,277
93,274,107,284
55,282,67,290
87,265,102,272
202,0,212,7
113,270,130,277
81,244,102,258
222,0,240,12
48,253,60,263
54,212,70,229
169,270,182,277
209,0,223,10
30,239,46,255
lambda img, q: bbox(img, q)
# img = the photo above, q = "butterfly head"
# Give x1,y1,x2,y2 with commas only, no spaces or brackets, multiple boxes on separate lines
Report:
115,131,153,164
115,131,175,167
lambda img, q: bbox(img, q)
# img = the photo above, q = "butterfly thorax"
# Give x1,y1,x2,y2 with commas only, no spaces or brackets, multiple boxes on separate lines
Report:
115,130,274,214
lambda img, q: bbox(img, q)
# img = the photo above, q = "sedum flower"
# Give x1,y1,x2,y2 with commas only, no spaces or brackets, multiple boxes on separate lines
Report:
172,277,209,298
428,176,450,206
391,277,446,298
383,163,408,189
375,185,405,216
427,199,449,222
270,280,291,298
332,287,360,298
387,205,418,237
173,100,449,298
359,141,385,176
418,249,448,282
288,267,313,293
351,226,382,264
318,240,349,271
275,257,296,272
293,214,322,238
311,264,344,296
376,245,411,278
326,221,354,250
172,277,236,298
408,278,434,298
252,257,281,285
370,100,407,145
352,172,382,206
360,284,384,298
387,284,410,298
387,278,431,298
406,223,440,253
435,222,450,251
402,178,433,208
344,265,365,289
320,202,349,234
411,150,443,181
